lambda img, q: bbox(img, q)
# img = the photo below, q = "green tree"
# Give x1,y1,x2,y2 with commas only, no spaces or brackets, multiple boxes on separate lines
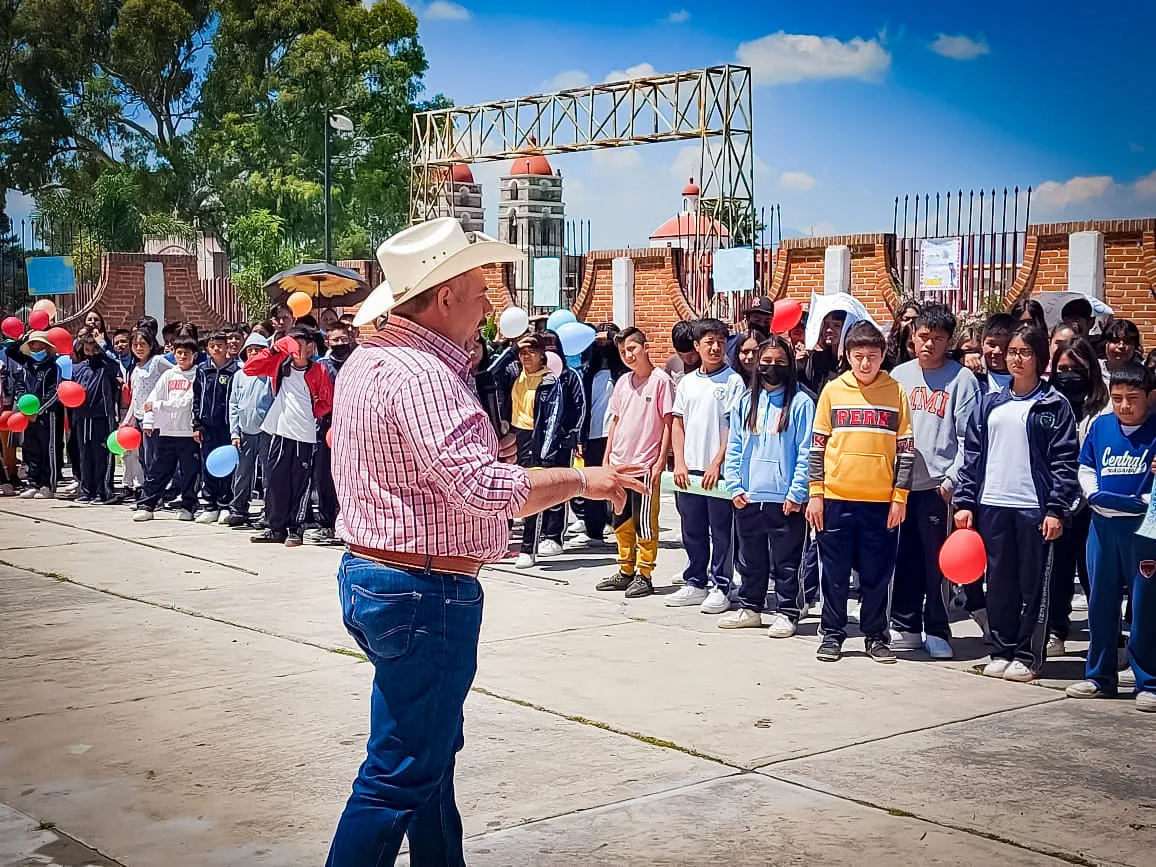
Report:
226,208,295,319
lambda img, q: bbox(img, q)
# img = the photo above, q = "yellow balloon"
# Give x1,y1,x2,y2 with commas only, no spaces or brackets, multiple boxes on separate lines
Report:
287,291,313,318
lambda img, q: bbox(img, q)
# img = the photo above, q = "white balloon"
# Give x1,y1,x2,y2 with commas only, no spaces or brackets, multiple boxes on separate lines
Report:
498,307,530,339
546,351,563,377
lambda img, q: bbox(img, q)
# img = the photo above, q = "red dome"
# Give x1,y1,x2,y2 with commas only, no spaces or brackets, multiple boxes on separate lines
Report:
650,212,730,240
510,155,553,176
682,177,700,196
451,163,474,183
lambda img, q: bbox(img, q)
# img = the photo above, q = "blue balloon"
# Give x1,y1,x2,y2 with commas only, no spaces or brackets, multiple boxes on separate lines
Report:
546,309,577,332
565,353,582,368
55,355,73,380
557,321,596,357
205,444,239,478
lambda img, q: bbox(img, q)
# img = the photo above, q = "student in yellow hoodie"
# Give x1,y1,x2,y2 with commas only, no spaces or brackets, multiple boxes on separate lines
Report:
806,321,915,663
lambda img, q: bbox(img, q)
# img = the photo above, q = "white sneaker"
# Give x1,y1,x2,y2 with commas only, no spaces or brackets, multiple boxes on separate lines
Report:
132,510,154,522
1071,592,1088,611
700,588,731,615
19,487,37,499
889,629,924,651
982,658,1011,678
217,511,232,525
666,586,709,607
33,486,54,499
1066,680,1107,699
766,613,797,638
1003,661,1035,682
717,608,763,629
177,509,195,521
514,553,534,569
567,519,585,536
1046,634,1066,657
924,635,954,659
537,539,563,558
195,509,219,525
1137,692,1156,713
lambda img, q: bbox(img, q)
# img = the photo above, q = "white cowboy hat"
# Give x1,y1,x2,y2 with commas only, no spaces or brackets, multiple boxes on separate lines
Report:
353,218,525,327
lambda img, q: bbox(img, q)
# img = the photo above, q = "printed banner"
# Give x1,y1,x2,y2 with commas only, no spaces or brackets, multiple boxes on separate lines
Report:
918,237,961,296
26,256,76,296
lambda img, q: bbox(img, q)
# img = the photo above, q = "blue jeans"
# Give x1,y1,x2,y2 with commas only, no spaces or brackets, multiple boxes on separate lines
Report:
327,554,484,867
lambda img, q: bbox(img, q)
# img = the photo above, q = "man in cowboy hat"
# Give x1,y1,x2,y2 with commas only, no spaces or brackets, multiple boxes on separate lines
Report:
326,218,645,865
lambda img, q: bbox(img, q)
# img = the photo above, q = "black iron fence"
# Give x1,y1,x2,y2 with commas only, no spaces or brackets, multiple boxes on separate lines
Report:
0,218,104,320
501,217,592,314
893,187,1032,314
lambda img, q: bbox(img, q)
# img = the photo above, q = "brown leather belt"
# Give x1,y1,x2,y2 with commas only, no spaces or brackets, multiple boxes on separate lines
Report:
347,545,484,578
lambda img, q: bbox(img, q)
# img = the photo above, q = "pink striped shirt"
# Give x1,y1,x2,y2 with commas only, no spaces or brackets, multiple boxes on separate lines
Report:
332,316,530,561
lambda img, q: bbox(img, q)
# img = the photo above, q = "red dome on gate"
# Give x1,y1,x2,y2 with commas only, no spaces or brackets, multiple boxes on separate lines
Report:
682,177,700,196
451,163,475,183
650,213,730,240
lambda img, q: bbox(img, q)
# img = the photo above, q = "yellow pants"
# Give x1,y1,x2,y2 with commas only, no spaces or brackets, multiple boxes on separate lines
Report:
613,478,662,579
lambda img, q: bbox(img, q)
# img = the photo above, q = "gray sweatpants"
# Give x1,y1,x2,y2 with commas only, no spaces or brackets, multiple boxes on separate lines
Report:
228,431,270,519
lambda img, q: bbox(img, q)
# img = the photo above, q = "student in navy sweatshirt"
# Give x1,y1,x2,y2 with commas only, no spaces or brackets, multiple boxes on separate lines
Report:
72,326,125,504
1066,363,1156,712
954,323,1080,683
192,331,238,524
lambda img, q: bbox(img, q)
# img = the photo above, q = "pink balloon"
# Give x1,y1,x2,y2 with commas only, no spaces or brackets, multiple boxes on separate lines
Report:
546,352,563,377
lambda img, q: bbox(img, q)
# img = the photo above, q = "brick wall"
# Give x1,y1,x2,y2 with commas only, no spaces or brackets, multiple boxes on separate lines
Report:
771,234,901,325
57,253,229,333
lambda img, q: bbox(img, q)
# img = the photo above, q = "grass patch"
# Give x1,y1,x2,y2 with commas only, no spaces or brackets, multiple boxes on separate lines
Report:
330,647,369,662
37,820,56,831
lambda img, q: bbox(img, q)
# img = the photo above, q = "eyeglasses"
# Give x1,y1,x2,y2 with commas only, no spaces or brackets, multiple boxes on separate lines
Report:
1006,348,1035,359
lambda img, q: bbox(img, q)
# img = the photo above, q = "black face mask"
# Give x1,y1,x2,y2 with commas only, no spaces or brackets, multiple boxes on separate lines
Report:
759,363,787,386
1052,369,1090,404
329,344,354,362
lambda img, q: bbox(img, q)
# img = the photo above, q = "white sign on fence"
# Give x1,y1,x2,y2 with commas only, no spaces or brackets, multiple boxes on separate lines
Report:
532,257,562,308
712,246,755,293
919,236,962,298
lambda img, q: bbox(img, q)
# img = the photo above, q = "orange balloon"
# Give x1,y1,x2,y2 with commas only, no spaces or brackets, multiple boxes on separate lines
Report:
939,528,987,585
287,291,313,318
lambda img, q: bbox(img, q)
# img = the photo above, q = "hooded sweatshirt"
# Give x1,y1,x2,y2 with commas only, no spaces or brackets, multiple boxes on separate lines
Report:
72,351,123,423
228,334,274,439
890,359,981,492
143,366,197,436
808,370,915,504
724,387,815,503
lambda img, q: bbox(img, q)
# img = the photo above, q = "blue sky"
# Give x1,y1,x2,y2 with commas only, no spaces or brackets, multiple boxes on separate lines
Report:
8,1,1155,249
407,0,1156,247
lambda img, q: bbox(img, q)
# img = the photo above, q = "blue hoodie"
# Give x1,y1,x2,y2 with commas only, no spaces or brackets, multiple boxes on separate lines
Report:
724,386,814,504
228,333,274,439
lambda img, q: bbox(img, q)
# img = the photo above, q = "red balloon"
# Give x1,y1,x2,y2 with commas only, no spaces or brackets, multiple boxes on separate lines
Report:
116,425,142,451
2,316,23,340
0,411,10,428
46,326,73,357
326,427,333,448
7,412,28,432
57,381,86,409
28,310,49,331
771,299,803,334
939,528,987,585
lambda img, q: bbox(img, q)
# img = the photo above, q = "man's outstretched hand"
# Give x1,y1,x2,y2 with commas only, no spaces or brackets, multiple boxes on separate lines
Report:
583,464,648,514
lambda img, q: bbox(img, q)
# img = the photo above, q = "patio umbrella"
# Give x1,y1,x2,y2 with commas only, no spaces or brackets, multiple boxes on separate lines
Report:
264,262,371,308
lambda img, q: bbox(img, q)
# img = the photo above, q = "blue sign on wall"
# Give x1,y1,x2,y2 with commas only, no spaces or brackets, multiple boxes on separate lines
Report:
26,256,76,296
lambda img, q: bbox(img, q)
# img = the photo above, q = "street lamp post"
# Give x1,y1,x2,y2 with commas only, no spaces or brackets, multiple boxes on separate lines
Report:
324,108,355,263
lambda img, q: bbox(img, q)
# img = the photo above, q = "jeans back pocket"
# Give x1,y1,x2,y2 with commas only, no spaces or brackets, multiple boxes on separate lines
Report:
349,585,422,660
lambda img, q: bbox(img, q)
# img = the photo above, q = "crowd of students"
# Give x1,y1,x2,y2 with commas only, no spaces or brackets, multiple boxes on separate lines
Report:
3,293,1153,711
0,303,356,547
517,296,1153,712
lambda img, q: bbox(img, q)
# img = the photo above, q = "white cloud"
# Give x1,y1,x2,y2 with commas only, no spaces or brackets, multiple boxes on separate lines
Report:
5,189,34,224
929,34,990,61
592,148,643,170
1033,176,1114,209
666,9,690,24
1134,171,1156,199
779,170,816,191
604,63,656,83
422,1,471,20
736,32,891,86
541,69,592,91
1130,142,1145,153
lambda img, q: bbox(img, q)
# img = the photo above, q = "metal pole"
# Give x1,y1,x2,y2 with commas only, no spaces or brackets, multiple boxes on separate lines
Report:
324,106,332,263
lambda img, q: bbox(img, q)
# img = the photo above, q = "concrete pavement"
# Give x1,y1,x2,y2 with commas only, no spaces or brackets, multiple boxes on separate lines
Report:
1,494,1152,866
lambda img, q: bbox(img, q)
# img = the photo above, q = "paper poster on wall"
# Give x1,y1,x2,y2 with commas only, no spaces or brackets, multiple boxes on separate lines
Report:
712,247,755,293
918,237,962,297
26,256,76,296
532,257,561,307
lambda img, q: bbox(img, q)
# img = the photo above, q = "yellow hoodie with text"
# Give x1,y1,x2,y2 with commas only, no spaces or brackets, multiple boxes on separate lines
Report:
808,370,914,504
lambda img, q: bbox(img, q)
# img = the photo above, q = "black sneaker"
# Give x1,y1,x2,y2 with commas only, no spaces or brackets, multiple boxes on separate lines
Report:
251,529,287,544
222,513,249,527
596,572,634,592
816,635,843,662
624,576,654,598
865,637,897,664
284,534,303,548
74,496,93,505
